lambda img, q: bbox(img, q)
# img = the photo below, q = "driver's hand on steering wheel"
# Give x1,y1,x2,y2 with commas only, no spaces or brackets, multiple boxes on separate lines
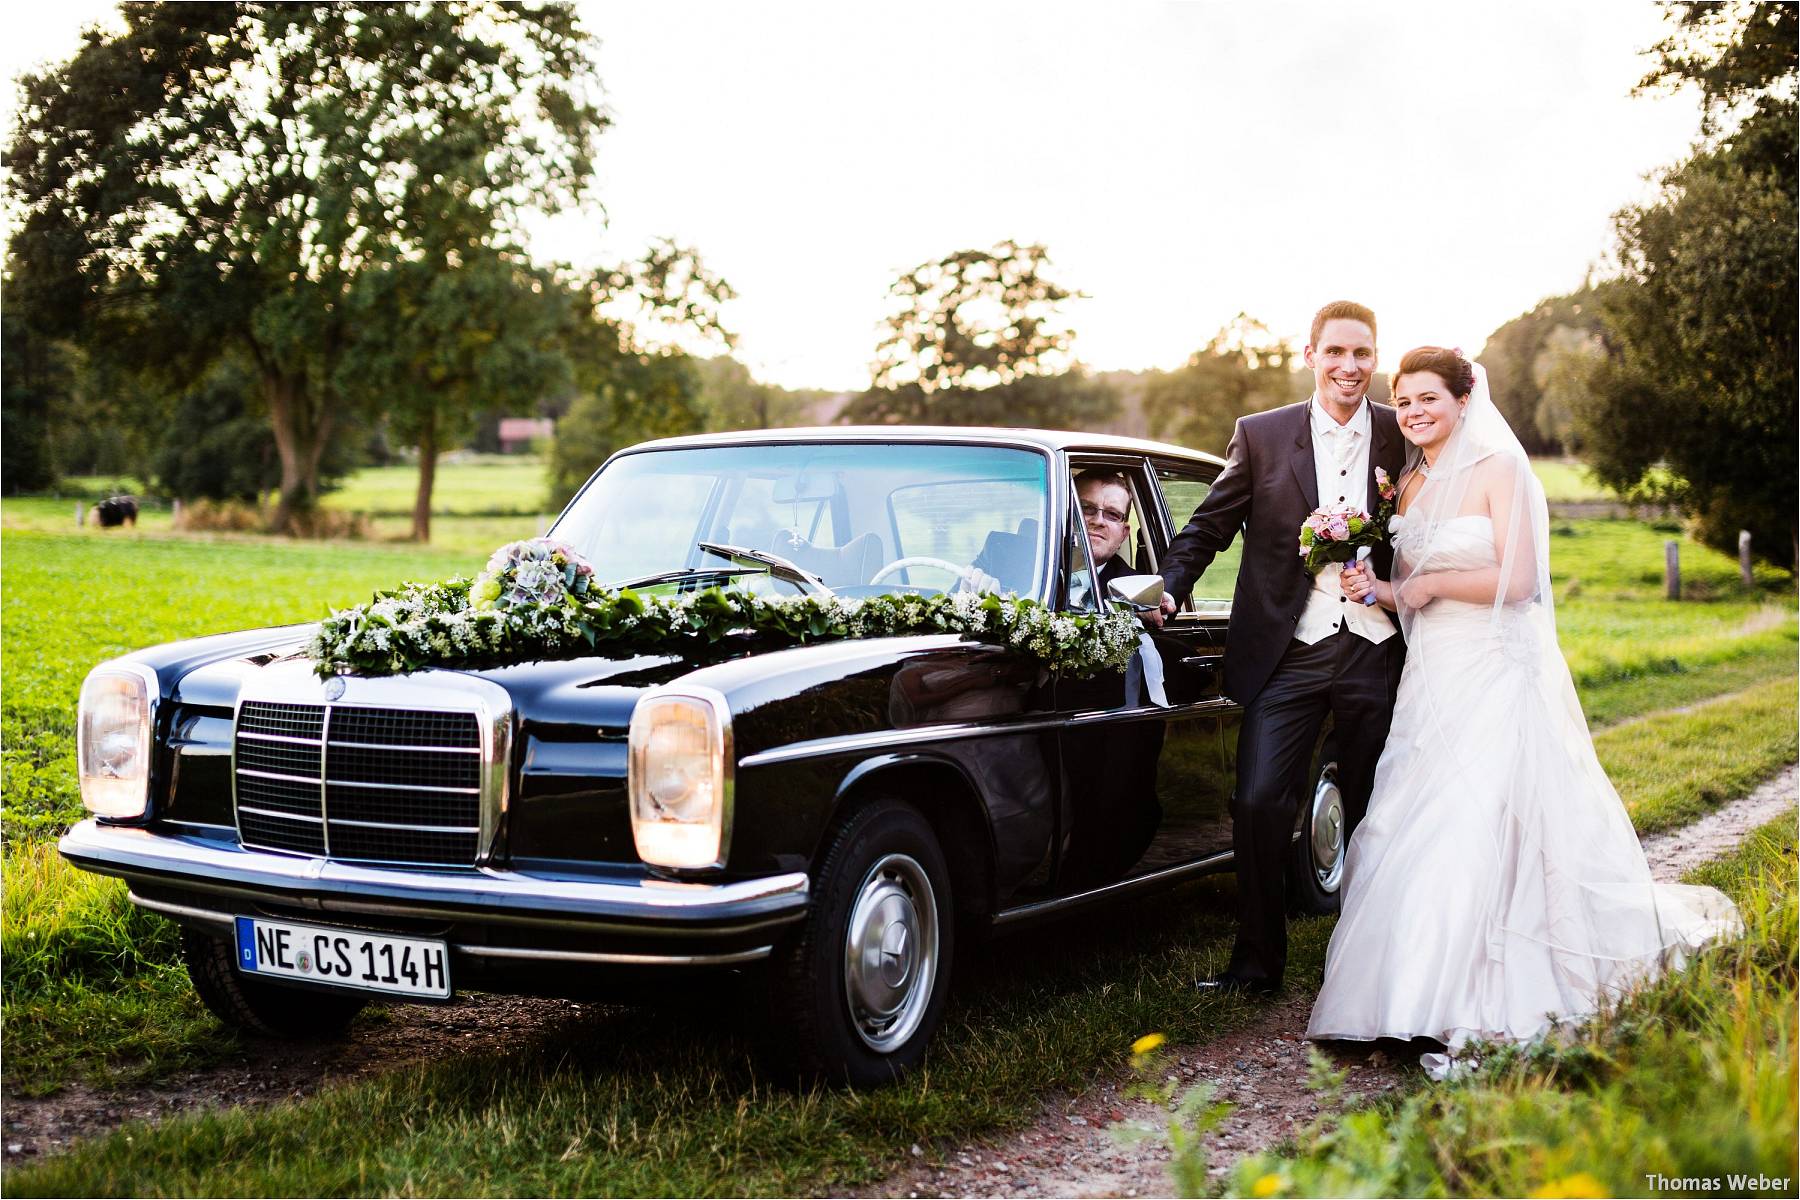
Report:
959,566,1002,594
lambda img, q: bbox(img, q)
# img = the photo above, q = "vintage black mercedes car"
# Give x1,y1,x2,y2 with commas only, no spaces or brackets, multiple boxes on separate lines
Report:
60,428,1345,1086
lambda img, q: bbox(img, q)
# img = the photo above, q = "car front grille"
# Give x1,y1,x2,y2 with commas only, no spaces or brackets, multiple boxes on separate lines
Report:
234,700,484,866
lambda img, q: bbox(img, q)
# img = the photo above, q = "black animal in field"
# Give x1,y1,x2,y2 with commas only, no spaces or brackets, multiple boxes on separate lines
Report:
92,496,139,527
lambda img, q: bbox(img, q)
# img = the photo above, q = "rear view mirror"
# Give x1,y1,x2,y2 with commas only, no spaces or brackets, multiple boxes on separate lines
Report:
772,472,836,504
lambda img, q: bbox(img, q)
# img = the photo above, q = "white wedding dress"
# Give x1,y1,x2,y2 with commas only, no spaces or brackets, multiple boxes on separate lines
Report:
1306,375,1740,1074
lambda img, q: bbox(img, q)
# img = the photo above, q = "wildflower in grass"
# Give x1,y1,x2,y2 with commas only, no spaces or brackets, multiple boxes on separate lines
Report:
1251,1172,1286,1198
1130,1032,1165,1056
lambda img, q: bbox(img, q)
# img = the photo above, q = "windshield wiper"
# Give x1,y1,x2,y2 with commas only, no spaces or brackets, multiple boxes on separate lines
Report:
608,566,763,591
697,541,835,597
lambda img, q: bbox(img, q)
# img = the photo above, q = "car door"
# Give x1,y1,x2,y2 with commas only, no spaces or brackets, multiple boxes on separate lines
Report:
1145,455,1243,859
1051,454,1231,894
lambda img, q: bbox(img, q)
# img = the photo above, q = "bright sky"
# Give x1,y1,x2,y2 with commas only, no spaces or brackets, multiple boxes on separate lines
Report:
4,1,1705,392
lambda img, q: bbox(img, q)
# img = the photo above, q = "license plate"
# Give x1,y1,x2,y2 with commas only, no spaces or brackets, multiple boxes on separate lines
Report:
234,916,450,1000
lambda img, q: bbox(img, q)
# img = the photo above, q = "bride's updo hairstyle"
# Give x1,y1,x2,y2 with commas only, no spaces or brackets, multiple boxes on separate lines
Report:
1392,347,1475,398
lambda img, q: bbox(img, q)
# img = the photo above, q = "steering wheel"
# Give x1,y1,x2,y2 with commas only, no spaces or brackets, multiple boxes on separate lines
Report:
868,556,982,591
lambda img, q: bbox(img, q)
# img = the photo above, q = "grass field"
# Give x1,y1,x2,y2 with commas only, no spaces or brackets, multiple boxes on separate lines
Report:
1531,458,1613,503
320,457,555,516
1,510,1793,1193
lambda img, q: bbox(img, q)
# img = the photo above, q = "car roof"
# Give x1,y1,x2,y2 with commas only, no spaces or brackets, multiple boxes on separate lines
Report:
621,425,1225,468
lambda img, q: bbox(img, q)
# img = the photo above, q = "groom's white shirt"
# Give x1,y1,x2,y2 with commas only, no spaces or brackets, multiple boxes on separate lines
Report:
1296,395,1397,646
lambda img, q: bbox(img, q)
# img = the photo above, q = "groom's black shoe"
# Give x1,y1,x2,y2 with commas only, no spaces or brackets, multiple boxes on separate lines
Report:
1195,972,1280,998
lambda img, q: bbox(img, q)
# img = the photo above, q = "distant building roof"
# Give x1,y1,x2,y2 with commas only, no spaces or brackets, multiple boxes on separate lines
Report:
498,418,554,441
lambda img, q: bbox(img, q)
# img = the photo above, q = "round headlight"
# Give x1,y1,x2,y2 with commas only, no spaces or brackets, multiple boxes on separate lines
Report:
628,687,733,870
77,663,159,819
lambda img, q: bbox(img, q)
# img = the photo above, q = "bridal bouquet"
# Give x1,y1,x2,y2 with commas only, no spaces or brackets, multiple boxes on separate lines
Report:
1297,467,1400,578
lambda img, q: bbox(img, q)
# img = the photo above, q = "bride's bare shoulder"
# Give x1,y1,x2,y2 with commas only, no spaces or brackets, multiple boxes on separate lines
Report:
1470,453,1529,492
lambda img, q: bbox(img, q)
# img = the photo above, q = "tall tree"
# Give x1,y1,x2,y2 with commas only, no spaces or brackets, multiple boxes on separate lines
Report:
1142,316,1308,453
5,2,606,531
544,242,738,507
1477,288,1604,456
1577,0,1797,565
0,278,68,493
339,250,570,541
871,240,1079,394
846,240,1113,428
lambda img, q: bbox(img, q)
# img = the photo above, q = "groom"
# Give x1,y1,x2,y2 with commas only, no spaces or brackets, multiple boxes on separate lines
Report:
1153,300,1406,996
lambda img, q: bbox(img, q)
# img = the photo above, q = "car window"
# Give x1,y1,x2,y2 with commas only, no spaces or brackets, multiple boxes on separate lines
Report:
1155,463,1240,614
720,474,835,550
1067,460,1152,605
889,477,1046,575
554,443,1050,599
1061,489,1100,613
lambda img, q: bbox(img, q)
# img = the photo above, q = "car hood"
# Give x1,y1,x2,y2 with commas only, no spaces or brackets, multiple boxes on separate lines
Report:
159,624,973,738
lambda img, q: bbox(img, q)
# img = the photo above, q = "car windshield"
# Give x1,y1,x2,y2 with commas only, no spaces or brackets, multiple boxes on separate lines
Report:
551,442,1052,600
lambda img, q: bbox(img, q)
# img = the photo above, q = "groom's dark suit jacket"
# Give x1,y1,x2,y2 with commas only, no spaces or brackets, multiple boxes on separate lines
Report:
1161,399,1406,705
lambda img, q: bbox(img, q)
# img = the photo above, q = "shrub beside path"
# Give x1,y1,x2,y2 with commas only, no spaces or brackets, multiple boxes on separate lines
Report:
857,763,1799,1200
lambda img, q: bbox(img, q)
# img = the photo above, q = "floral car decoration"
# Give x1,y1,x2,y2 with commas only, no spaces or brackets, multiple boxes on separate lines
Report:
307,538,1143,680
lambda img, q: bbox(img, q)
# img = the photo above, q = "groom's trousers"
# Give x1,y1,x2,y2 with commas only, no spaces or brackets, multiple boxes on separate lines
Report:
1225,627,1401,986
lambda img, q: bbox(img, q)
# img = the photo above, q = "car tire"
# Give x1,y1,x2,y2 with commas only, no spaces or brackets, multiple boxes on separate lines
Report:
768,798,955,1088
1287,763,1345,916
182,926,368,1038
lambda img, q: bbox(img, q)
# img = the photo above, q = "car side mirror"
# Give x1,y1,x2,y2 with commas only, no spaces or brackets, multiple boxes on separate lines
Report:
1106,574,1164,612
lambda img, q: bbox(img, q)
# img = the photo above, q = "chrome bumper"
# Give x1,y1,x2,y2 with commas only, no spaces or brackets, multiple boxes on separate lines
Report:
60,820,809,966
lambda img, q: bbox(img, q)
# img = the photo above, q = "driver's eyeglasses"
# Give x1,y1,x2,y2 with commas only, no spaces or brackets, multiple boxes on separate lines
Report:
1079,501,1129,525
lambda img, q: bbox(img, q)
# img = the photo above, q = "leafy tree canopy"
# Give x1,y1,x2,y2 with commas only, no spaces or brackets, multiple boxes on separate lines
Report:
1476,288,1605,456
1142,316,1308,453
5,1,607,530
871,240,1079,394
1576,0,1797,566
844,240,1113,429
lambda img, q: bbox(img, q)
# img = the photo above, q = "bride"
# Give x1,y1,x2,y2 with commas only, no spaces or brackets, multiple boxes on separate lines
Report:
1306,346,1740,1074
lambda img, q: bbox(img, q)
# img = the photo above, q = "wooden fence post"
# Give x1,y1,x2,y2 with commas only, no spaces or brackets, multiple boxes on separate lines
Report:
1665,540,1681,600
75,502,84,527
1739,530,1754,586
172,498,183,527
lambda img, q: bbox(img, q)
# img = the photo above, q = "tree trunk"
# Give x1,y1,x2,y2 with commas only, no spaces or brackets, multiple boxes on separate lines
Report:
263,367,338,534
264,370,310,534
412,413,436,543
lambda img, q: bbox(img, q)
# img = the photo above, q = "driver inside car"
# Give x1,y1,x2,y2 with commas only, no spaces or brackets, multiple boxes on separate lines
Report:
963,469,1133,598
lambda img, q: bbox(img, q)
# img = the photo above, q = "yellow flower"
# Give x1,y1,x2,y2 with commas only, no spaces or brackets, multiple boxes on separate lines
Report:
1130,1032,1166,1056
1251,1173,1284,1198
1529,1173,1609,1198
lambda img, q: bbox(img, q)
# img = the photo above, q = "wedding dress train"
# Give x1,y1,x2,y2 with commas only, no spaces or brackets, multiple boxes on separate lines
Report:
1305,509,1741,1073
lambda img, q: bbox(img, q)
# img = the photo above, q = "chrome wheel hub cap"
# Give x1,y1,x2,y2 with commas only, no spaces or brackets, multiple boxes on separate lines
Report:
1311,777,1345,893
843,853,939,1052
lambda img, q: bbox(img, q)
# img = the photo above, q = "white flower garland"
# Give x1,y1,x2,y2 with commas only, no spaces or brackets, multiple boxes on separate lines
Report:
307,540,1143,679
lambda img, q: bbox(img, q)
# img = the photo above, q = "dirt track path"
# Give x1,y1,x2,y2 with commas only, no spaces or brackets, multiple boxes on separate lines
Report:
855,764,1798,1200
4,767,1794,1179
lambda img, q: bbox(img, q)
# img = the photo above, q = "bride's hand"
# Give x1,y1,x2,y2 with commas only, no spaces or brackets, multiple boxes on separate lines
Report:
1397,574,1438,609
